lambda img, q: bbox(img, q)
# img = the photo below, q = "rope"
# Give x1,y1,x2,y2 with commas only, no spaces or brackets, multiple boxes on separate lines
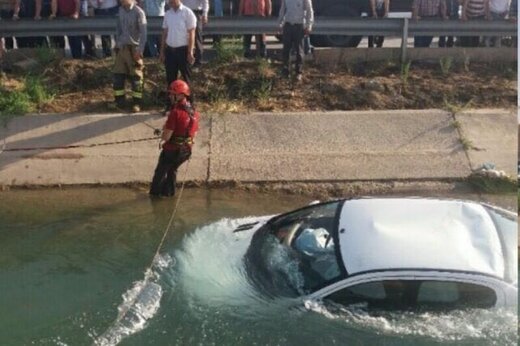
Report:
94,157,191,345
1,136,159,152
151,159,190,264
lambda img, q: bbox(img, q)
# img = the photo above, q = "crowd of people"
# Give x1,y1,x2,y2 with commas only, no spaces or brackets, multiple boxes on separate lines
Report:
0,0,517,100
0,0,517,60
0,0,516,197
410,0,517,47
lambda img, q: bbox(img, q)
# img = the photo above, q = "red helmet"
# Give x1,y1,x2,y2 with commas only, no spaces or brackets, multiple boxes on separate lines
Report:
169,80,190,96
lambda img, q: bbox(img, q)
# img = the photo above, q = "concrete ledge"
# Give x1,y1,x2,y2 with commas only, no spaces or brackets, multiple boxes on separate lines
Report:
209,110,470,181
0,113,209,185
0,109,515,186
454,108,518,176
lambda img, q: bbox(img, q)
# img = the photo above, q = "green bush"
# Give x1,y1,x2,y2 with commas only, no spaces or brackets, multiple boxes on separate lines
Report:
0,90,33,125
214,40,244,64
0,75,53,125
24,75,54,105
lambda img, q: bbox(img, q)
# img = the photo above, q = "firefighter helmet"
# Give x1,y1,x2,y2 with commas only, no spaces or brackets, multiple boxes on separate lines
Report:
169,80,191,96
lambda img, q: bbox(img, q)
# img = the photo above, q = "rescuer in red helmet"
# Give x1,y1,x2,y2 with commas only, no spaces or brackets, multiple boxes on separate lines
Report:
149,80,200,197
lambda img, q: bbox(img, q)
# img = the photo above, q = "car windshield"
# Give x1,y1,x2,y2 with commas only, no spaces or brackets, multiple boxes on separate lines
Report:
268,201,343,292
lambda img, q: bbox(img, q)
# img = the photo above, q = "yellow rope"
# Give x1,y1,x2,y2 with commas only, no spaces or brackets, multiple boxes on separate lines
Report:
94,158,191,345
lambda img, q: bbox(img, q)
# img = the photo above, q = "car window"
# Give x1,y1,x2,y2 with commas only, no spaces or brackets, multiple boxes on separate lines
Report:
268,201,343,291
269,202,339,242
325,280,497,310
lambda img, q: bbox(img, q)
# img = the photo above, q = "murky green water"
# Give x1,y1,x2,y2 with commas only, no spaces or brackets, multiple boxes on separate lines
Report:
0,188,517,346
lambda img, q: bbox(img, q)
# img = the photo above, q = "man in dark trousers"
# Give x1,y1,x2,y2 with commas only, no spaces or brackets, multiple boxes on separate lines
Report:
150,80,200,197
278,0,314,81
112,0,147,112
181,0,208,67
159,0,196,107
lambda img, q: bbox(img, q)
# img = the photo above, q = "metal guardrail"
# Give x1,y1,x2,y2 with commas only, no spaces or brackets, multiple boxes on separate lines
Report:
2,17,517,37
1,17,516,62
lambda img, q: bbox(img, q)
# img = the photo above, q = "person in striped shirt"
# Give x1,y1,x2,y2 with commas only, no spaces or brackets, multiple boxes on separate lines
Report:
461,0,490,46
412,0,447,47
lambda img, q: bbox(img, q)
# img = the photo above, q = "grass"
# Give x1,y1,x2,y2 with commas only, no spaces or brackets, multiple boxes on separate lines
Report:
24,75,54,105
460,137,474,151
213,39,244,64
202,56,275,109
496,62,517,80
252,77,272,101
463,55,471,72
34,46,58,67
451,119,462,130
205,80,227,103
439,56,453,76
0,74,54,125
400,61,411,90
443,97,474,114
0,90,32,126
467,174,517,194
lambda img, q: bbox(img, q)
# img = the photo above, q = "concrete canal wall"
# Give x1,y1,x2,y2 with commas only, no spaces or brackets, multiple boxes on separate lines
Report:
0,109,516,187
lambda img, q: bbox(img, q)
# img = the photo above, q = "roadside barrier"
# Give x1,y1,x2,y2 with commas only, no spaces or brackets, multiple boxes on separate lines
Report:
2,17,517,63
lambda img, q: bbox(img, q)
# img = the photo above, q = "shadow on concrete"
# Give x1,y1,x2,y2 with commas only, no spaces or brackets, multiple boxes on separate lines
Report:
395,118,463,154
0,113,159,170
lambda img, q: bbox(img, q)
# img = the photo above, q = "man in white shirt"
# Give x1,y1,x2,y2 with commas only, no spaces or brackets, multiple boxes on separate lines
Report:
159,0,196,105
181,0,208,66
278,0,314,81
485,0,510,47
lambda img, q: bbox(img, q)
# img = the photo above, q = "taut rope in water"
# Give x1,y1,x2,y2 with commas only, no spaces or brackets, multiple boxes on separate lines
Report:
94,159,191,345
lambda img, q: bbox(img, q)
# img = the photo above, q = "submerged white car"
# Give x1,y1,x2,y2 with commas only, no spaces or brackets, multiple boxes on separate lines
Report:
242,198,518,311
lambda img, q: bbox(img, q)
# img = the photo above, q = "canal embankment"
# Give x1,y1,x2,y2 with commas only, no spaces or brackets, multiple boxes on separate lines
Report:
0,109,516,190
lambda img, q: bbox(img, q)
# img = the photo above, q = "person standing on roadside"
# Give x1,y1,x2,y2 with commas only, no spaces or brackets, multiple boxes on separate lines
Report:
180,0,208,67
239,0,271,58
509,0,517,46
438,0,459,47
278,0,314,81
13,0,49,48
89,0,119,57
0,0,15,50
49,0,83,58
412,0,447,47
485,0,510,47
138,0,166,57
112,0,147,113
461,0,490,46
368,0,389,48
211,0,223,45
159,0,196,107
79,0,96,58
149,80,199,197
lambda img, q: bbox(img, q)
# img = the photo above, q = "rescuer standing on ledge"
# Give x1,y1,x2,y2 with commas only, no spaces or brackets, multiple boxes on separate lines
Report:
149,80,200,197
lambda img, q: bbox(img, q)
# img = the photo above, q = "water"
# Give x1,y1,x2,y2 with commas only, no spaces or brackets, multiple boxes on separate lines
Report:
0,188,517,345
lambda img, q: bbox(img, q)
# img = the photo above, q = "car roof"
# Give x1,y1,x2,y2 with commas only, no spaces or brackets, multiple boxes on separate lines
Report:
338,198,505,279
